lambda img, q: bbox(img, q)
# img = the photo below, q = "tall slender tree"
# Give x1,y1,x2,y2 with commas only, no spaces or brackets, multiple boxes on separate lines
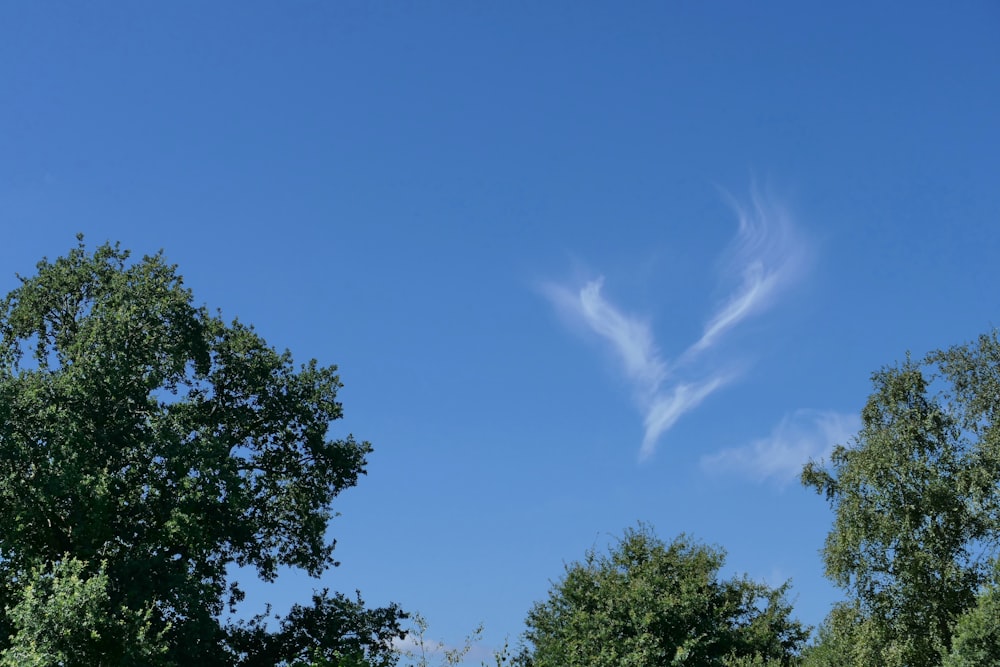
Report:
803,333,1000,665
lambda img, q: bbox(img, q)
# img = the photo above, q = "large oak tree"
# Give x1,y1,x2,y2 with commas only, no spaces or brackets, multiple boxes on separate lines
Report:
0,238,404,665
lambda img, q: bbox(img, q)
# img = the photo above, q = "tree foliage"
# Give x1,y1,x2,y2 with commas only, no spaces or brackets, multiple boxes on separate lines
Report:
941,577,1000,666
0,238,405,664
802,333,1000,665
1,556,167,666
521,524,808,667
228,589,404,667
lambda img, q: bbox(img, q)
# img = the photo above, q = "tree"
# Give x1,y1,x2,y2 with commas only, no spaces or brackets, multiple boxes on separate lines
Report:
227,589,404,667
520,524,809,667
1,556,167,666
802,334,1000,665
942,579,1000,667
799,602,885,667
393,613,483,667
388,615,534,667
0,238,405,664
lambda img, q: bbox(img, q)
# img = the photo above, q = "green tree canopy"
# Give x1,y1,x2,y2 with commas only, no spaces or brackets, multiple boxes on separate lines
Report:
1,556,167,667
521,524,808,667
802,333,1000,665
941,576,1000,667
0,238,404,665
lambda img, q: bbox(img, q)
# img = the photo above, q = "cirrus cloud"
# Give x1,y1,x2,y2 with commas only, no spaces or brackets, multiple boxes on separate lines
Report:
542,187,809,460
700,409,860,485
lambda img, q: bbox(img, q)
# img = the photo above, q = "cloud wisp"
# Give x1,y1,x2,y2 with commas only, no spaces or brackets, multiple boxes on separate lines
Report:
543,190,807,460
578,278,668,394
683,190,806,361
640,377,730,459
390,631,492,664
700,410,860,485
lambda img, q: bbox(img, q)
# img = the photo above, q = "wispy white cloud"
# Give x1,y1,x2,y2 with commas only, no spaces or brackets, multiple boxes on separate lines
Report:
684,190,806,360
542,188,808,460
578,278,668,395
543,278,667,398
640,377,730,460
391,631,492,663
701,410,860,485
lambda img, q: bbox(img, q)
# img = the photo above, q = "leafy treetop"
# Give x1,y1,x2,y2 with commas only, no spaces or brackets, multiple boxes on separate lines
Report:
521,524,809,667
0,238,404,665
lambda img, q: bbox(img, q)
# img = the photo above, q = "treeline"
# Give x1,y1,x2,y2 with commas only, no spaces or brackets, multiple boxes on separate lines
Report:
481,333,1000,666
0,240,997,665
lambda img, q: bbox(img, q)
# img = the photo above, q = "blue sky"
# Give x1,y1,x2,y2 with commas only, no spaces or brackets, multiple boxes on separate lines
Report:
3,2,999,662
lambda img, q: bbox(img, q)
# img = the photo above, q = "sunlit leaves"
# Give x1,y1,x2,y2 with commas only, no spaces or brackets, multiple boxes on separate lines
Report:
522,525,808,667
802,335,1000,665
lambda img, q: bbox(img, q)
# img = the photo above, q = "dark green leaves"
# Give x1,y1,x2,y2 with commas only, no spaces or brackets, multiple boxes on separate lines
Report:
0,239,401,665
228,590,405,667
